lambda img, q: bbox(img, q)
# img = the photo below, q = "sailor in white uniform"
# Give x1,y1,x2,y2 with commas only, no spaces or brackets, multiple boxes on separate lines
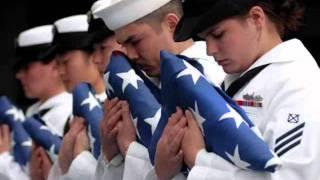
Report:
173,0,320,180
48,1,126,178
0,25,72,180
93,0,225,179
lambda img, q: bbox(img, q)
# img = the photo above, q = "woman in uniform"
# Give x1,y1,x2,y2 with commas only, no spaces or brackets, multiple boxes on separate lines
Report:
173,0,320,179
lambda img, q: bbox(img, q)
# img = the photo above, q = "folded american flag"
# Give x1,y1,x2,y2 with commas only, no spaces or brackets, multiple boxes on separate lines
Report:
22,115,62,161
104,52,162,147
0,96,32,166
151,51,281,172
72,82,103,159
0,96,62,163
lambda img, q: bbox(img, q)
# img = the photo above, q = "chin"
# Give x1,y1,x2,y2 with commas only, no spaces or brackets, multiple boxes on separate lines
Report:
145,69,160,77
222,67,237,74
24,92,37,99
66,83,75,93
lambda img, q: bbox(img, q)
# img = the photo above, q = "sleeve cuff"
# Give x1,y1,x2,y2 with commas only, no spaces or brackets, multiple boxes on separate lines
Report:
103,153,124,167
172,173,186,180
195,149,237,171
47,160,63,180
126,141,150,161
63,151,97,179
143,168,186,180
0,152,13,163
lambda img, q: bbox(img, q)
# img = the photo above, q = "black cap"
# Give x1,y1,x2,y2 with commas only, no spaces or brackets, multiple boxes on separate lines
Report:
14,43,56,72
52,29,94,54
174,0,258,42
52,15,94,55
88,12,114,44
14,25,57,72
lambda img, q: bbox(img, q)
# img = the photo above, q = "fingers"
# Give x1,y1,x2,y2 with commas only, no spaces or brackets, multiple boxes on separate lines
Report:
168,127,185,155
108,125,119,139
31,146,43,167
74,128,90,156
68,117,85,137
101,98,122,133
73,116,85,124
121,101,134,127
104,98,121,118
100,108,122,137
176,114,187,128
104,98,118,113
38,147,52,165
0,125,10,145
76,128,89,143
175,150,184,164
163,108,182,136
107,101,122,119
121,101,131,120
106,109,122,131
168,107,183,126
185,110,201,131
38,147,48,159
0,125,11,153
121,101,129,113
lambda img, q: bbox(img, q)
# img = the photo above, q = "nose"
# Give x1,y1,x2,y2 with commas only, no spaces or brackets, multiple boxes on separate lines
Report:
205,37,219,57
92,49,102,65
57,61,67,78
126,45,139,62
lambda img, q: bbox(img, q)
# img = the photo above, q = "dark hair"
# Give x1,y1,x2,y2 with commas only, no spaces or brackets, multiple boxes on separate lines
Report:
56,45,94,57
254,0,304,36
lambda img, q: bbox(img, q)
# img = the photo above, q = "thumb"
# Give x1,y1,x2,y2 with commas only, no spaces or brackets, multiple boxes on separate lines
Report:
185,110,196,128
175,150,184,164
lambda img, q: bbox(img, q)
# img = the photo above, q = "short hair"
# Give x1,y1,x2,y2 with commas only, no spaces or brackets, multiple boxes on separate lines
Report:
136,0,183,26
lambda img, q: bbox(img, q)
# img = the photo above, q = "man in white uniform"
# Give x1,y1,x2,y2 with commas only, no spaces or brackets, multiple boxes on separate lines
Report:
93,0,225,179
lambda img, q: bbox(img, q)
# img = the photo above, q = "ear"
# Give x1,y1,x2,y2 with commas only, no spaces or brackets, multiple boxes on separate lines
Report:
247,6,266,30
49,60,60,77
50,59,58,70
162,13,180,33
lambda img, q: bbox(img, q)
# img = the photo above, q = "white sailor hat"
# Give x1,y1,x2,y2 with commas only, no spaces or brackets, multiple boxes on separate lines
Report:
53,15,94,54
15,25,56,71
88,0,114,44
93,0,172,31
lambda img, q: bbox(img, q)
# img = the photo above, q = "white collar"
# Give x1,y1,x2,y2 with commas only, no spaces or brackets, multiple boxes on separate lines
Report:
180,41,208,60
37,91,71,111
95,92,108,103
245,39,305,72
224,39,307,88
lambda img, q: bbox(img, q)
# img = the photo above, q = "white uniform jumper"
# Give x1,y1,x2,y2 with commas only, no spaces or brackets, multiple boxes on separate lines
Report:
0,92,72,180
48,92,106,180
94,41,225,180
188,39,320,180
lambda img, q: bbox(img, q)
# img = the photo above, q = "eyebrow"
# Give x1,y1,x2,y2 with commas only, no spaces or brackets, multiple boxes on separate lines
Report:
198,25,220,38
118,35,135,45
208,25,220,34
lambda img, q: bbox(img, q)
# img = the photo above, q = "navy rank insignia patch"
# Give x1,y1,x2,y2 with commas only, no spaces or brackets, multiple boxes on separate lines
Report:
288,113,300,123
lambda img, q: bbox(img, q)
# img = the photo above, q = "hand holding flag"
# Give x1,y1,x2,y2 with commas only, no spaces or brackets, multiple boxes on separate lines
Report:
151,51,281,172
0,96,32,166
72,82,103,159
104,52,162,147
